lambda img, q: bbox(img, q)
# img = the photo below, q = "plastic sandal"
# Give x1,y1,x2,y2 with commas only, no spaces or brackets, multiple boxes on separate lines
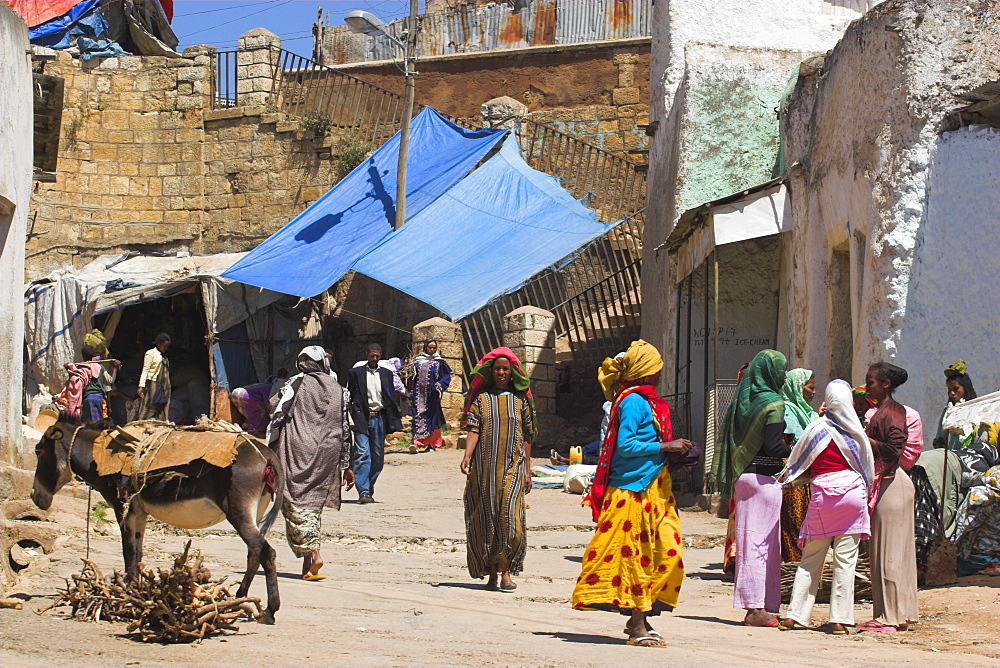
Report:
302,572,327,581
626,636,666,647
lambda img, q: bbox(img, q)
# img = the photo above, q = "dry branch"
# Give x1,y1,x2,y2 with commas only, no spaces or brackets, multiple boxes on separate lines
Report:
39,540,262,642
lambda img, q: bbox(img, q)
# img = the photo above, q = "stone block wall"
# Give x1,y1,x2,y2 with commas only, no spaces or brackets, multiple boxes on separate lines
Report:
527,53,650,156
24,31,353,279
502,306,556,416
27,48,216,276
328,43,651,162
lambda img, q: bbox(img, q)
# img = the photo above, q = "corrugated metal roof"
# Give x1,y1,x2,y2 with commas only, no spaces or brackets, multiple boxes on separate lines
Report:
318,0,651,66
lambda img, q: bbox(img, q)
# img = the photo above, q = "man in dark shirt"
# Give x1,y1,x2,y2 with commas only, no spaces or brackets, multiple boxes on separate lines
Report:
346,343,402,504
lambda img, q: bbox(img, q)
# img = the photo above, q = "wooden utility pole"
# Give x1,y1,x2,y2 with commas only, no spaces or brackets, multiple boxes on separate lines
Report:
394,0,419,230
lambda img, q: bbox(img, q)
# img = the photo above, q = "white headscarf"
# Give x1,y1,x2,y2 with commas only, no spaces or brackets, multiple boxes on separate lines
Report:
777,379,875,488
266,346,337,448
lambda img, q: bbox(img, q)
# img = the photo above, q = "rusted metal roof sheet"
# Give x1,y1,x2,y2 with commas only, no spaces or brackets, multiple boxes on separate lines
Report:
318,0,651,66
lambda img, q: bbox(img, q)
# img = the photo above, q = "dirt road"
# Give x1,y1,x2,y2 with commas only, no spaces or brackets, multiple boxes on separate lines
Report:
2,448,997,664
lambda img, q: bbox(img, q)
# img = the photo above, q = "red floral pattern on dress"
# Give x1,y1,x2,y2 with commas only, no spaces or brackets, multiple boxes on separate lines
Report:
616,499,626,508
673,532,681,544
622,519,633,533
603,553,614,563
630,583,644,596
640,555,651,567
620,545,634,558
599,521,613,533
639,530,650,543
586,573,600,585
657,564,667,572
611,575,621,588
587,550,597,562
667,548,677,557
644,502,652,513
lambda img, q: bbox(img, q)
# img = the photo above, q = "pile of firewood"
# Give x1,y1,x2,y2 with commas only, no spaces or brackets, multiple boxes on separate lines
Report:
39,541,261,642
780,554,872,603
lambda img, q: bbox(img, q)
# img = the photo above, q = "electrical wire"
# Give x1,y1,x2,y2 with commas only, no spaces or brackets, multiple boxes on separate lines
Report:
179,0,293,39
174,0,280,18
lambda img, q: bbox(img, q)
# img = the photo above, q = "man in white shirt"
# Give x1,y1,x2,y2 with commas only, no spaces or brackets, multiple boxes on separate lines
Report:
346,343,402,504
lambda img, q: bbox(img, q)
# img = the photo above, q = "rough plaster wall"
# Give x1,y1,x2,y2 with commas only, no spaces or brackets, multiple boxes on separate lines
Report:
897,127,1000,442
643,0,854,391
784,0,1000,438
676,45,807,211
0,6,31,462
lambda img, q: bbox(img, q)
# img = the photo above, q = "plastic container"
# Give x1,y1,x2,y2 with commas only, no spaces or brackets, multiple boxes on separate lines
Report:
568,445,583,465
28,385,52,426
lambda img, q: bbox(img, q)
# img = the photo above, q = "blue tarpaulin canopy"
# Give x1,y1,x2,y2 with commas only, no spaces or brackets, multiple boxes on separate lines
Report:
222,109,507,297
352,136,619,319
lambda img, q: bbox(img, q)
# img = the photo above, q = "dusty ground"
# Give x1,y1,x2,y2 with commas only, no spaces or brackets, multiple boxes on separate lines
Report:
2,448,998,665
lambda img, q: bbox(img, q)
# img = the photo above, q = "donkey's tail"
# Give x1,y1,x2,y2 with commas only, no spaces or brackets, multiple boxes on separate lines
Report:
257,456,284,538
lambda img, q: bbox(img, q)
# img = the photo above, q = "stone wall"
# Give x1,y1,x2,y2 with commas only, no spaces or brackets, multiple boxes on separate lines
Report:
503,306,556,417
329,43,651,158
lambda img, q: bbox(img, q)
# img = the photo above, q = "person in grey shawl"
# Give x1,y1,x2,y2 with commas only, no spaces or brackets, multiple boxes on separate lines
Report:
266,346,354,581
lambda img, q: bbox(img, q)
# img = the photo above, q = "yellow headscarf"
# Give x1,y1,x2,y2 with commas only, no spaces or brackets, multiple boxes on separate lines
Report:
597,339,663,401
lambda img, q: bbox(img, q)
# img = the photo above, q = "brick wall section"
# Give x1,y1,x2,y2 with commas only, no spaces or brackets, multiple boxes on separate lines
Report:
502,306,556,417
527,53,649,154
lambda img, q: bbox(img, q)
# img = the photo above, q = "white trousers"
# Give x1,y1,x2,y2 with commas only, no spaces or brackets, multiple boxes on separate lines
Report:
786,534,861,626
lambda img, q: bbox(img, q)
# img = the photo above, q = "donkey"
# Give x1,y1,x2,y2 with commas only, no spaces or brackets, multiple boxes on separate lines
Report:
31,419,284,624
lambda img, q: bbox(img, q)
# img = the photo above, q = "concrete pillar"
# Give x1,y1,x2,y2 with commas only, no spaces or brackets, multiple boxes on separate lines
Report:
502,306,556,417
236,28,281,107
411,317,464,426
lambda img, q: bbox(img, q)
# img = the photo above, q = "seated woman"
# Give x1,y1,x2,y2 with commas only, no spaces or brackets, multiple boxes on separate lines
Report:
933,359,978,450
778,380,875,634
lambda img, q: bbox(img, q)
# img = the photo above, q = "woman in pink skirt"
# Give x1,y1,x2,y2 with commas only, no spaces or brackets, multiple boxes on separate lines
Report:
777,380,875,633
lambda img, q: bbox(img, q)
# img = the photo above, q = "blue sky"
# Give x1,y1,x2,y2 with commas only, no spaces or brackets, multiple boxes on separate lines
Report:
171,1,426,56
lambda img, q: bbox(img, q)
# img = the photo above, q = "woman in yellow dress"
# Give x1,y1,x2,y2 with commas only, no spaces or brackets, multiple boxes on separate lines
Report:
572,340,695,647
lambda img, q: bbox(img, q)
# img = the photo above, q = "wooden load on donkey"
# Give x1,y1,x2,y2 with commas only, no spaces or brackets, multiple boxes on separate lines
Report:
31,417,285,624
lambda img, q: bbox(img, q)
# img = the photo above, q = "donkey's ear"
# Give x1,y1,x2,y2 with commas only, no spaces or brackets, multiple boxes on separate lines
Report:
47,427,64,441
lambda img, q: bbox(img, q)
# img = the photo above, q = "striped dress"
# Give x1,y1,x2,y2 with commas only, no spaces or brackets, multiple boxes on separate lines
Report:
463,390,532,579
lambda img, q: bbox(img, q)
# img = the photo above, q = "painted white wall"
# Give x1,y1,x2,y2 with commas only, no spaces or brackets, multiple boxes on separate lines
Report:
895,126,1000,442
0,4,32,465
782,1,1000,443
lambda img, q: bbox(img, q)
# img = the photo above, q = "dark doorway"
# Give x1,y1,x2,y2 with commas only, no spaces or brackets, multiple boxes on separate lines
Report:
99,290,210,425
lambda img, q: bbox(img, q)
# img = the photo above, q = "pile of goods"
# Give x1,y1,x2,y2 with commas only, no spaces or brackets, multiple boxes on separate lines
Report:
39,541,261,642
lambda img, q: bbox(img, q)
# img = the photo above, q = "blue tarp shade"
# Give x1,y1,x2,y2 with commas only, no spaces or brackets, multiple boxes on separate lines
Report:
29,0,126,59
353,136,620,320
222,109,507,298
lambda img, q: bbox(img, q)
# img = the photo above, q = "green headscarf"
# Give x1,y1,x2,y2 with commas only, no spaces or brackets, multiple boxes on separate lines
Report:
708,349,787,502
944,359,967,378
781,368,819,440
